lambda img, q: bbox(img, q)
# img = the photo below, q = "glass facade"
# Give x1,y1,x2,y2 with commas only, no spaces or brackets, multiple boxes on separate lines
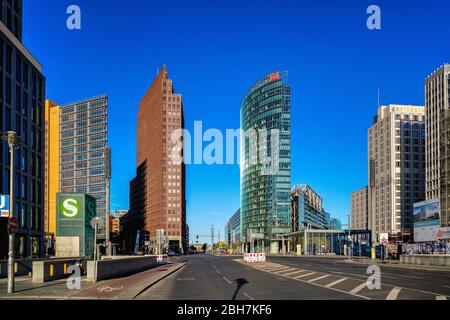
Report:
240,71,291,252
58,96,110,239
0,0,45,258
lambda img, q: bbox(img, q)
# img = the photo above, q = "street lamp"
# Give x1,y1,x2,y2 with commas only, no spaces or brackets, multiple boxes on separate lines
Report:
1,131,21,294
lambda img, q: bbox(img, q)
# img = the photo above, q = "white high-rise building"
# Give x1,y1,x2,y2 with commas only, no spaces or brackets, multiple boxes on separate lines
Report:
368,105,426,242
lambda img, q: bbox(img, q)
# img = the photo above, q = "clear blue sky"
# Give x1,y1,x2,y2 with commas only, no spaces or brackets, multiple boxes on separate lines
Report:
23,0,450,241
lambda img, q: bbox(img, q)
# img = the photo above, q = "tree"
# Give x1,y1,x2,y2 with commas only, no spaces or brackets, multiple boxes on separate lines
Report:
202,243,207,252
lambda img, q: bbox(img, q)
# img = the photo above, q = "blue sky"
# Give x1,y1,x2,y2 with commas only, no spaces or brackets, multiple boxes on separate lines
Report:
23,0,450,241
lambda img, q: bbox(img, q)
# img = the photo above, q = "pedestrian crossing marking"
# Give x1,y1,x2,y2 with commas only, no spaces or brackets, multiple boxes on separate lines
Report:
284,270,306,277
350,282,367,294
386,287,402,300
325,277,348,288
308,275,330,283
294,272,316,279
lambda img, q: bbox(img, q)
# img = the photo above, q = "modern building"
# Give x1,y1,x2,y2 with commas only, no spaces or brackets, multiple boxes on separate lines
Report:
225,209,241,247
123,66,187,254
240,71,291,254
111,210,127,234
425,64,450,227
330,218,342,230
45,96,111,243
351,186,369,230
291,185,326,231
368,105,426,242
0,0,46,258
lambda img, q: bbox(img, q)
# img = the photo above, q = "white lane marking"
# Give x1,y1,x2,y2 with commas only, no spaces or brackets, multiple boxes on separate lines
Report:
350,283,368,294
436,295,447,300
244,292,255,300
386,287,402,300
326,277,348,288
273,268,297,274
216,269,221,274
223,277,232,285
308,275,331,283
266,266,292,272
442,285,450,289
284,270,306,277
294,272,316,279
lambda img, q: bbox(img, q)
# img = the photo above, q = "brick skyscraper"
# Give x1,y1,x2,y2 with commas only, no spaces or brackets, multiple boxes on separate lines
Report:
122,66,187,254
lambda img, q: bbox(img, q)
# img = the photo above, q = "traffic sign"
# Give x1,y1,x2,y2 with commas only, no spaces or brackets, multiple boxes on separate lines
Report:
0,195,10,218
8,217,18,233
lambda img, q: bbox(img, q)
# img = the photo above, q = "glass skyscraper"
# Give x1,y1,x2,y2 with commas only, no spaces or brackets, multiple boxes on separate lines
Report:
0,0,45,258
240,71,291,254
45,96,111,241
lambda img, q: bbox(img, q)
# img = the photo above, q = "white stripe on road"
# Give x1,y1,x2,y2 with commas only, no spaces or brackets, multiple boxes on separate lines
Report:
216,269,221,274
326,277,348,288
436,295,447,300
386,287,402,300
223,277,232,285
266,266,292,272
294,272,316,279
284,270,306,277
350,283,367,294
273,268,296,274
308,275,330,283
244,292,255,300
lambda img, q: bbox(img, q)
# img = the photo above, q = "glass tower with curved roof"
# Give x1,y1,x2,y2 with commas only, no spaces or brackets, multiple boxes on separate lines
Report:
240,71,291,253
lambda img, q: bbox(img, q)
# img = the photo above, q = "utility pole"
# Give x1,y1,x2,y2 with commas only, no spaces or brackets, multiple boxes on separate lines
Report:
2,131,21,294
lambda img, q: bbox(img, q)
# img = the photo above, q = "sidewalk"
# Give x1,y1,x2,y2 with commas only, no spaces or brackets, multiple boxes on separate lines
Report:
0,262,186,300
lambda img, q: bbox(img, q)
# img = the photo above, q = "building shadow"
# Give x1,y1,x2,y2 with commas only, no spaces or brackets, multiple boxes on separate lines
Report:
231,278,249,300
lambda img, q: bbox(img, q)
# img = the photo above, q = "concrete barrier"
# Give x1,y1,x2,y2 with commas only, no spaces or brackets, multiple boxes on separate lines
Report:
87,255,166,282
0,259,33,278
400,254,450,267
32,258,86,283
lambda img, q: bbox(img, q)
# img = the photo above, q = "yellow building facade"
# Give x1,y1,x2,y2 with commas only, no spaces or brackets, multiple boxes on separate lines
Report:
44,100,60,236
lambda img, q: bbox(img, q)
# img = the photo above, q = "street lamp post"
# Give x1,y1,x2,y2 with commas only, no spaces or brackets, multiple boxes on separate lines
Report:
2,131,21,294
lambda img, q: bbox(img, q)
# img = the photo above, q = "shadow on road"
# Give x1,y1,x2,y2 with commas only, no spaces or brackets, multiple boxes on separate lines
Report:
231,278,249,300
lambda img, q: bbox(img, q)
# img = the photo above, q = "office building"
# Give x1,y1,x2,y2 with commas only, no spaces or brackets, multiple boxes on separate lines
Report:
225,209,241,246
111,210,127,234
368,105,426,242
351,186,369,230
291,185,326,231
124,66,187,254
0,0,45,258
425,64,450,227
330,218,342,230
240,71,291,253
45,96,111,241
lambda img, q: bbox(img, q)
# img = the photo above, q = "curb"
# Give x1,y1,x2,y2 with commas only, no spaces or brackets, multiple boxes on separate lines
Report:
130,262,186,299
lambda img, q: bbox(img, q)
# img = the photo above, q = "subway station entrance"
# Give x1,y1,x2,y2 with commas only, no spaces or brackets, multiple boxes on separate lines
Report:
279,229,372,256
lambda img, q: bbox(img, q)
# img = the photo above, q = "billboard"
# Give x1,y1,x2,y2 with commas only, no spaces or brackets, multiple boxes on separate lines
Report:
413,199,441,242
0,195,10,218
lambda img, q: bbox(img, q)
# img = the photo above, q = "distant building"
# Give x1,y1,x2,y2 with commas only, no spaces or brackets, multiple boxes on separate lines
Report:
111,210,128,234
330,218,342,230
291,185,328,230
351,186,369,230
368,105,426,241
225,209,241,246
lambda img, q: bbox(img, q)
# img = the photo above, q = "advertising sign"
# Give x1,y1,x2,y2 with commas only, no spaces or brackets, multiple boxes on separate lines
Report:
413,199,441,242
0,195,10,218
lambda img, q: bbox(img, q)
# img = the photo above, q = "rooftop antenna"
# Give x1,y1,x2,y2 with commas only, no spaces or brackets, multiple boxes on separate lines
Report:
377,88,381,109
